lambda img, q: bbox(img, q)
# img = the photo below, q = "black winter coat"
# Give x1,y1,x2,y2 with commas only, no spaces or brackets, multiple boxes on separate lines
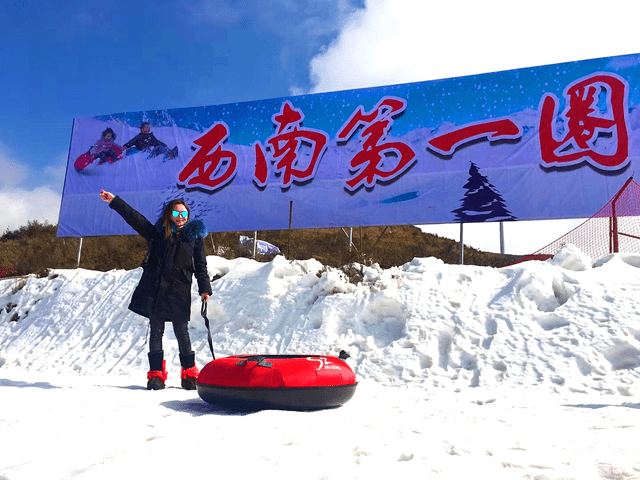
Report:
123,132,166,151
109,196,212,323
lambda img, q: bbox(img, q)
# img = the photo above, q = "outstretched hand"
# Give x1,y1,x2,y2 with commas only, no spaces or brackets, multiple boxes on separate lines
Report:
100,190,114,203
201,293,210,302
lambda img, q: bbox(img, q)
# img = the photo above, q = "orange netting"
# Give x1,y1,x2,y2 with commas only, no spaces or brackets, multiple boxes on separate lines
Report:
516,178,640,263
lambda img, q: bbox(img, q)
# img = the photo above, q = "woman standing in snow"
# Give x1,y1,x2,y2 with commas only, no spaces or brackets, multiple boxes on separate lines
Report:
99,190,212,390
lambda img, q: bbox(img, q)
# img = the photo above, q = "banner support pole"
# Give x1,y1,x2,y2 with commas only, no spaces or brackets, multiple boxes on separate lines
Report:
367,226,388,257
253,231,258,258
500,222,505,254
459,223,464,265
287,201,293,258
77,237,83,268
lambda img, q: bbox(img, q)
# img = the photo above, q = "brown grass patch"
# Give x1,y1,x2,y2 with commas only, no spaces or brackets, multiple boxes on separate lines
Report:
1,221,522,276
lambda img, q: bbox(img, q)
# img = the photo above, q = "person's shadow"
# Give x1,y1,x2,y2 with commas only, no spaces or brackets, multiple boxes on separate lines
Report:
563,402,640,409
0,378,61,389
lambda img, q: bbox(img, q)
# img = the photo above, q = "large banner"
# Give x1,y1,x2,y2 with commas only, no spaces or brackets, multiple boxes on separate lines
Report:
58,53,640,237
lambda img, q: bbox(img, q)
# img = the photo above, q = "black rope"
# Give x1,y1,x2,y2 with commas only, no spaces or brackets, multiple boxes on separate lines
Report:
201,299,215,360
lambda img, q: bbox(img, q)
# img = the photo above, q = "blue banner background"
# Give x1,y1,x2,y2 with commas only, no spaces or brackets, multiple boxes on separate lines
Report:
58,53,640,237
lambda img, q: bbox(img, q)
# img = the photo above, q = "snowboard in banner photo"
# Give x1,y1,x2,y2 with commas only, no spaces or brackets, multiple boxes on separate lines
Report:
74,145,125,172
73,151,95,171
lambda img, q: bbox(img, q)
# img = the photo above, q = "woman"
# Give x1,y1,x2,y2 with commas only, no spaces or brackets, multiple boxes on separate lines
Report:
100,189,212,390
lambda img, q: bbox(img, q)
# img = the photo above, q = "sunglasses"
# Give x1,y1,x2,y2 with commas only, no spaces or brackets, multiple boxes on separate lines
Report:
171,210,189,218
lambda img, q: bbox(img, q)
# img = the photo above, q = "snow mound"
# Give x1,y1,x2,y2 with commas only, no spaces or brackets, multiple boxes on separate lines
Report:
1,253,640,396
547,243,592,271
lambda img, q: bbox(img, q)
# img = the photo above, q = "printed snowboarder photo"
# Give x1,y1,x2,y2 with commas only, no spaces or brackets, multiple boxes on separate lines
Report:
123,122,178,159
74,128,124,172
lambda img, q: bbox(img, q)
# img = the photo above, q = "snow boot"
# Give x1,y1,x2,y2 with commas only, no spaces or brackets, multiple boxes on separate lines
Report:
147,361,167,390
147,351,167,390
180,352,199,390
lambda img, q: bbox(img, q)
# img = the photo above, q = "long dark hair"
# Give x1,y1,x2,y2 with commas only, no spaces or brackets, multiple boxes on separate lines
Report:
102,128,116,140
162,199,190,239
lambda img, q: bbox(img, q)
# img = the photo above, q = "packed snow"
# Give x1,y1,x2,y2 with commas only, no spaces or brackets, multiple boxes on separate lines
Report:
1,244,640,479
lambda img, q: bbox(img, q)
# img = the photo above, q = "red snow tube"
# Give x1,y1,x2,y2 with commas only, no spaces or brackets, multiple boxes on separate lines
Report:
197,354,357,410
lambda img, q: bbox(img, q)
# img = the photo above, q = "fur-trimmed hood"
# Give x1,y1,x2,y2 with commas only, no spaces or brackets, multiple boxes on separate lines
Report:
180,219,208,241
154,218,208,241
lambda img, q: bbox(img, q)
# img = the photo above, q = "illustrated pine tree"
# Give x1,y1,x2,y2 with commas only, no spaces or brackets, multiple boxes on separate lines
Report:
452,162,516,222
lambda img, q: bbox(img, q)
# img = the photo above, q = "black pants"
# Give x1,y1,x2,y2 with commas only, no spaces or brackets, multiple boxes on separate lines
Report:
97,150,117,164
149,315,193,356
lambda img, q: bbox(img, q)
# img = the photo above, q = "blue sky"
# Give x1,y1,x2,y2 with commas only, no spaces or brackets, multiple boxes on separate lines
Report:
1,0,361,186
2,0,639,254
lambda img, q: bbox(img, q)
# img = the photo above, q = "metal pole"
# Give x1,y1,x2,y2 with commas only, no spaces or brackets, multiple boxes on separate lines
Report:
610,177,633,253
77,237,83,268
367,226,388,257
459,223,464,265
609,217,614,253
500,222,505,254
209,233,215,255
287,201,293,258
612,201,619,253
348,228,353,252
253,231,258,258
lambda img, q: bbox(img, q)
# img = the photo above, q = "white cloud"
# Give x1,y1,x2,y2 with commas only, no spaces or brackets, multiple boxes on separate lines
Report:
309,0,640,94
0,186,61,234
44,152,69,188
303,0,639,254
186,0,359,38
0,143,27,189
0,144,63,234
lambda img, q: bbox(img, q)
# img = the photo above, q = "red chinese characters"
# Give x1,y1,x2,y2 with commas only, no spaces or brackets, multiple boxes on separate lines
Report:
539,73,629,170
427,118,522,156
176,72,631,195
178,122,237,191
253,100,328,188
337,97,416,191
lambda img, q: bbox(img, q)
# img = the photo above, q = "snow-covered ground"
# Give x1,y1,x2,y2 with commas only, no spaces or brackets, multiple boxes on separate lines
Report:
1,244,640,479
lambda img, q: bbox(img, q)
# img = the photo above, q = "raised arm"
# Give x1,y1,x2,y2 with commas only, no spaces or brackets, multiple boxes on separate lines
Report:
100,189,114,203
100,190,156,241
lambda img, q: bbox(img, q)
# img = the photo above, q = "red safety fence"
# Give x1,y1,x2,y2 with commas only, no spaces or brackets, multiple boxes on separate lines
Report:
514,177,640,264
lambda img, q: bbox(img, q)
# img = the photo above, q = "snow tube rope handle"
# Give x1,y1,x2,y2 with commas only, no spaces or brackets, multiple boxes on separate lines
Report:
235,356,274,368
201,299,215,360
